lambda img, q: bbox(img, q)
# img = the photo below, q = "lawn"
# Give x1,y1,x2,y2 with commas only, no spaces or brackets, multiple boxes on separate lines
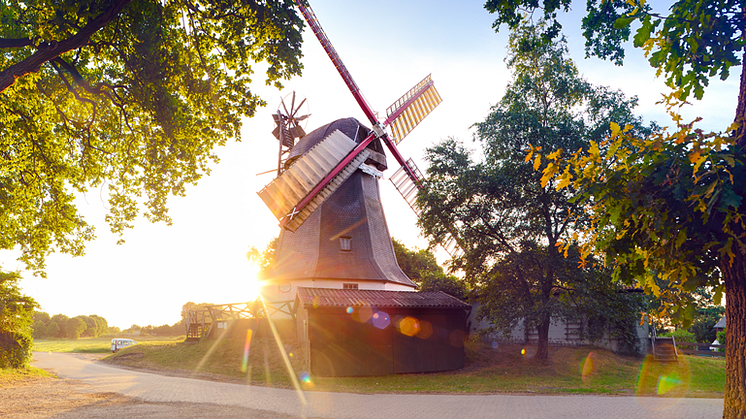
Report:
0,366,51,385
99,333,726,397
33,335,185,354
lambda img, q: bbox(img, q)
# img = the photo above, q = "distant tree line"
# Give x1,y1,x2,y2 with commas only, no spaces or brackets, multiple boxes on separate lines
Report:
139,323,183,337
32,312,112,339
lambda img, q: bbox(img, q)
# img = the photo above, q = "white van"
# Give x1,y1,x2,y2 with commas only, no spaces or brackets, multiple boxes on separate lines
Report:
110,338,137,352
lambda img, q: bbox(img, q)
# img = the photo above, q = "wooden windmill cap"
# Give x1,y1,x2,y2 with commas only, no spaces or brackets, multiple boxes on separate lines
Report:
287,118,388,171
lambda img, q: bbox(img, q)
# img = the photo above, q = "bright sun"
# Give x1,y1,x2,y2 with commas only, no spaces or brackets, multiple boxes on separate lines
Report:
245,262,262,301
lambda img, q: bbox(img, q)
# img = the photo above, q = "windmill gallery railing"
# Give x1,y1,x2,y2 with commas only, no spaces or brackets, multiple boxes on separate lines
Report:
185,301,264,341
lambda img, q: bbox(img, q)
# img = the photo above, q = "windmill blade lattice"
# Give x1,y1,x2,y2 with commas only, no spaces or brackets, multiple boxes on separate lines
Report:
390,160,463,258
258,129,370,230
384,74,442,144
255,0,461,256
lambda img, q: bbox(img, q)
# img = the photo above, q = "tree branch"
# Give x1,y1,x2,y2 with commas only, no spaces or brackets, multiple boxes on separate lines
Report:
0,38,34,49
0,0,133,93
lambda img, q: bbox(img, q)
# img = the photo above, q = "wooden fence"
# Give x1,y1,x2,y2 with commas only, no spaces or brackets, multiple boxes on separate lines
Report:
675,341,725,357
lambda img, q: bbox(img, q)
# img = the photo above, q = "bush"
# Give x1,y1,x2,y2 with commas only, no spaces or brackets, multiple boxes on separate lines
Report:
0,270,37,368
0,332,32,368
663,329,696,343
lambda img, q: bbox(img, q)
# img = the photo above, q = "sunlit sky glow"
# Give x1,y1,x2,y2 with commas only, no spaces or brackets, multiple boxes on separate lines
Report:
2,0,738,329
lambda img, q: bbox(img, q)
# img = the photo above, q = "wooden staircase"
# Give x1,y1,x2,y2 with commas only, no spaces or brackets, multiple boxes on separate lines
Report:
653,336,679,362
186,324,203,342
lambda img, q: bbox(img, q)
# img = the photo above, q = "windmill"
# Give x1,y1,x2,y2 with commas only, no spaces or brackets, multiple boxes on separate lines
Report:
259,1,459,250
256,1,461,315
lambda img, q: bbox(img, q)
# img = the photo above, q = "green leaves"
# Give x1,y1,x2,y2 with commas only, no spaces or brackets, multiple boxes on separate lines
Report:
0,0,304,276
418,23,651,358
537,112,744,324
488,0,744,104
0,269,37,368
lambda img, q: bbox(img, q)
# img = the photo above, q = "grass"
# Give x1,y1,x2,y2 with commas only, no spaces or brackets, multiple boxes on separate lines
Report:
0,366,52,386
33,335,185,354
97,333,726,397
104,333,303,387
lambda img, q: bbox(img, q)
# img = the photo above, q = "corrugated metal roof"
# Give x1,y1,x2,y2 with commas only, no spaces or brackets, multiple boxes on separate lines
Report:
296,287,469,309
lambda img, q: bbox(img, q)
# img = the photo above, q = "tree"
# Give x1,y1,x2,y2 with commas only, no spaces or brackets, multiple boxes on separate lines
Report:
691,305,725,344
417,24,649,360
539,120,746,412
77,315,96,337
89,314,109,337
392,239,468,300
46,321,60,338
247,236,279,279
65,316,87,339
0,269,38,368
32,311,51,339
50,314,69,337
1,0,304,276
486,2,746,414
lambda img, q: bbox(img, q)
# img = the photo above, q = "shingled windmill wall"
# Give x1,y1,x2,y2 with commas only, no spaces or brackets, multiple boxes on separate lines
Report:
259,118,418,317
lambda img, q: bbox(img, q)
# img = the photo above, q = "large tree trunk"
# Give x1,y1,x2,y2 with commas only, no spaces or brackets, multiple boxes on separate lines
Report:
722,252,746,418
722,39,746,419
735,49,746,151
535,314,550,361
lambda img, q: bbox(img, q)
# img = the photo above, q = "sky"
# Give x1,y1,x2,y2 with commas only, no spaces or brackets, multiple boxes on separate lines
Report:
3,0,739,329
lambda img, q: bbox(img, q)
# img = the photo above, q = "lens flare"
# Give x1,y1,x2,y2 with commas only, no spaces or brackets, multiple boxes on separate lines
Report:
521,348,526,355
581,352,595,383
299,371,314,389
260,298,308,405
397,316,420,336
635,354,691,411
657,374,683,395
417,320,433,339
355,306,374,323
346,306,354,314
241,329,253,373
491,341,499,349
372,311,391,329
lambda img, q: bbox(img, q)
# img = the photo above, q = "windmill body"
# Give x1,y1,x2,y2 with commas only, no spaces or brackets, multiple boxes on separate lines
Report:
259,118,417,316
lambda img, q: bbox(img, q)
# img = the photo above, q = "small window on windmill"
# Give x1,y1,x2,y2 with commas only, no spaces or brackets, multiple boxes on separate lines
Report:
343,283,358,290
339,236,351,252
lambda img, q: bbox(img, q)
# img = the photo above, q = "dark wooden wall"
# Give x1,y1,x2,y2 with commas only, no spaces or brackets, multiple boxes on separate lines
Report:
306,307,468,376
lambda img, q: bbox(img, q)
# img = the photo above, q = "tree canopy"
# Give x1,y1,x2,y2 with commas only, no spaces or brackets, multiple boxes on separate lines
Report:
391,239,468,300
417,24,650,360
485,0,744,104
0,0,304,276
483,0,746,414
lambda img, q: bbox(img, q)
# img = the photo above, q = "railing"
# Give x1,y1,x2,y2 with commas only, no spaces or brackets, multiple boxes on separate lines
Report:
185,300,265,340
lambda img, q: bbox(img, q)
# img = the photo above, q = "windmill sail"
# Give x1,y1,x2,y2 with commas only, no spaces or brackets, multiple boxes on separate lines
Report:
385,75,442,144
390,159,463,258
258,129,370,231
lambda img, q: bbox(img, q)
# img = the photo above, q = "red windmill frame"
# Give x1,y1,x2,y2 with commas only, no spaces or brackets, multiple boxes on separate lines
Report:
281,1,437,225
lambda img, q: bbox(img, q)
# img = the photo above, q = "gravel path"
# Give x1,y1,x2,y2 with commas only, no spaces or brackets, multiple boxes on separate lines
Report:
28,352,723,418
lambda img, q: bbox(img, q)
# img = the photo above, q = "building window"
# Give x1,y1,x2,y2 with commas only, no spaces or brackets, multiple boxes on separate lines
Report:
343,283,358,290
339,236,351,251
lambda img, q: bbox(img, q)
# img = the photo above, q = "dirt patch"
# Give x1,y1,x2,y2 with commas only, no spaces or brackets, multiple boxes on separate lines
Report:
0,375,133,418
1,374,306,419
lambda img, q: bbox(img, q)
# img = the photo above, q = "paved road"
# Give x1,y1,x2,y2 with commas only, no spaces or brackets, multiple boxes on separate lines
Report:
32,352,722,419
